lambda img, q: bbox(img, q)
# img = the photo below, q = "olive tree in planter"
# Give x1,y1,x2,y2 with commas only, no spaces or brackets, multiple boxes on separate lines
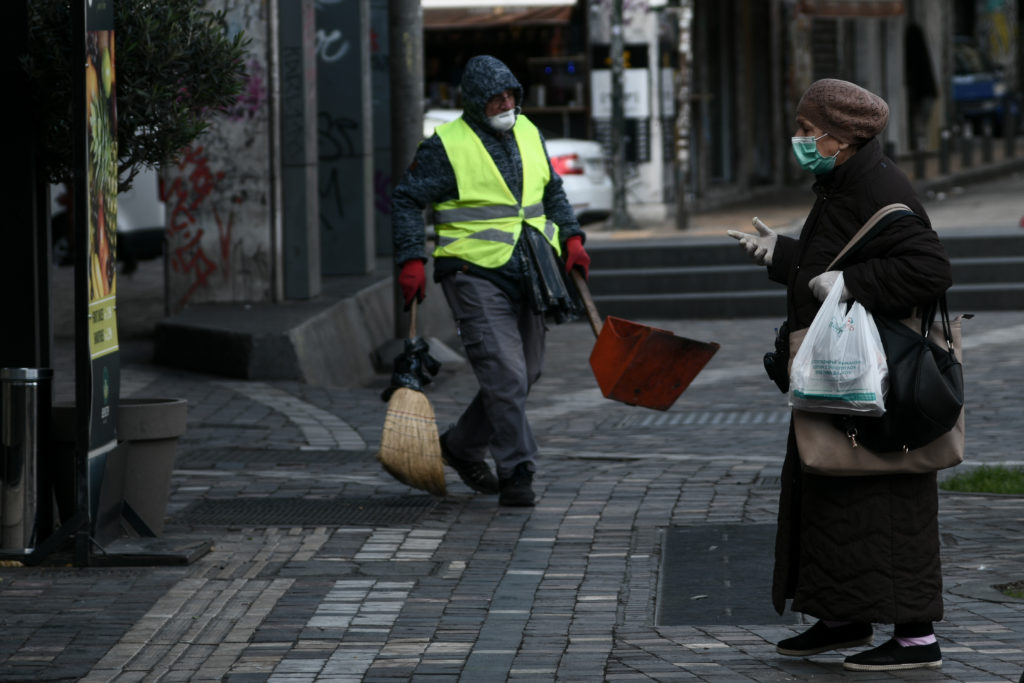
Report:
25,0,249,537
25,0,250,192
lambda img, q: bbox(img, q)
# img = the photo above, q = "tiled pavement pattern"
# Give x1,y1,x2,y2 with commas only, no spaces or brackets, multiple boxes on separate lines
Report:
3,308,1024,682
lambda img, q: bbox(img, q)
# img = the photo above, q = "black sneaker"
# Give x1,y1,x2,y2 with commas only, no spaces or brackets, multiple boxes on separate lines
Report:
776,621,873,657
843,638,941,671
440,432,499,494
498,463,535,507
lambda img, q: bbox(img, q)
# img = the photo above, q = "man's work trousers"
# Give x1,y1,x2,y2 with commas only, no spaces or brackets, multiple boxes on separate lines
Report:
440,272,545,479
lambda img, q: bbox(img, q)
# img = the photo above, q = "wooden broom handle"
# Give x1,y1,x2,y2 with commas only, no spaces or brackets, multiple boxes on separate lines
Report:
408,299,417,339
570,269,603,338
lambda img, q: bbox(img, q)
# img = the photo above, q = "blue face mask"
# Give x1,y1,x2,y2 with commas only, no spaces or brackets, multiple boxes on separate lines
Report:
791,133,839,174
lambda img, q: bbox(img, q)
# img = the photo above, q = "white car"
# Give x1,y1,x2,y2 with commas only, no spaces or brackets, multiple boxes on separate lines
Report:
423,108,612,225
50,167,166,271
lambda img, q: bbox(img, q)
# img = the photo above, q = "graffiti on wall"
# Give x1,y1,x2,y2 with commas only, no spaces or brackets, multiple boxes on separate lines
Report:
167,145,225,306
316,27,352,62
315,0,375,274
228,58,268,121
164,0,274,310
318,112,361,230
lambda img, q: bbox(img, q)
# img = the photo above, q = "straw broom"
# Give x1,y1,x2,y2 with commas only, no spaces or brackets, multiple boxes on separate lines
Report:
376,301,446,496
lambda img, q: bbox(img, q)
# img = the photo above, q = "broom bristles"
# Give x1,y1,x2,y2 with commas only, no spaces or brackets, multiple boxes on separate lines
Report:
377,387,446,496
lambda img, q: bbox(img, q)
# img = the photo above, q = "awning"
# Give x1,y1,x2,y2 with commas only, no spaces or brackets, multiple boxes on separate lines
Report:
423,0,575,29
796,0,903,16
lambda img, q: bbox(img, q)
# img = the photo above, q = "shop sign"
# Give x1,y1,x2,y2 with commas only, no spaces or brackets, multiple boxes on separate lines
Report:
591,68,651,119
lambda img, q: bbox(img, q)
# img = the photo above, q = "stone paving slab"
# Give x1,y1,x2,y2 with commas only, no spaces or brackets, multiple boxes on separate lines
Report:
4,306,1024,679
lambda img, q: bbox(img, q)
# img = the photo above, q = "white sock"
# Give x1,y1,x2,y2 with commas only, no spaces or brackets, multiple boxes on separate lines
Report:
896,634,936,647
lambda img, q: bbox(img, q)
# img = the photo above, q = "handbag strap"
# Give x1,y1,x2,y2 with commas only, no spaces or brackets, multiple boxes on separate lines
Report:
828,203,914,270
829,203,955,345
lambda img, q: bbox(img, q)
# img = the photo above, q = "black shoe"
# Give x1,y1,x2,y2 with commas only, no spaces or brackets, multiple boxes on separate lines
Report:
843,638,941,671
498,463,535,507
440,432,499,494
776,621,873,657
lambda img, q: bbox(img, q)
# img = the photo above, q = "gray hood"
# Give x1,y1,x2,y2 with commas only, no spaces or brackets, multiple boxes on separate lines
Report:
460,55,523,127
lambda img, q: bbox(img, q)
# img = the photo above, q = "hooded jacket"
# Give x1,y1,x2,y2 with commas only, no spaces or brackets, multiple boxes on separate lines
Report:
391,55,582,298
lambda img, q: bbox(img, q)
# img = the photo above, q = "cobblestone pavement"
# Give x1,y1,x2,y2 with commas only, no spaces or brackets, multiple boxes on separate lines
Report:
3,306,1024,682
4,173,1024,681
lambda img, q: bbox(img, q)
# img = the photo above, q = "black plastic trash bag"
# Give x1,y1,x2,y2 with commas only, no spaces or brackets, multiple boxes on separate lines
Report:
381,336,442,401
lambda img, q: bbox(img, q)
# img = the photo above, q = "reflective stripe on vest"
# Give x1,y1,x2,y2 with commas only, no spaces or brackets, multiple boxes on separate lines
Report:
432,115,560,267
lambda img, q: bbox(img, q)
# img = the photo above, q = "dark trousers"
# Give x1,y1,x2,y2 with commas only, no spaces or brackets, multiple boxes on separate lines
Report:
440,272,545,479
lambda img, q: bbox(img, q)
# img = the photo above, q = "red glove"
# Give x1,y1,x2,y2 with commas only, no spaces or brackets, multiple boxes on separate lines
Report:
398,259,426,308
564,235,590,279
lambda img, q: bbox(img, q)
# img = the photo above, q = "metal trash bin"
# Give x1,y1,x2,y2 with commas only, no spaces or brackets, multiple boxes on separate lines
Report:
1,368,53,553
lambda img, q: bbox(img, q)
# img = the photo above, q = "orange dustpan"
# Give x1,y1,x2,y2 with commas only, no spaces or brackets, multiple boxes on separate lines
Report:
571,271,720,411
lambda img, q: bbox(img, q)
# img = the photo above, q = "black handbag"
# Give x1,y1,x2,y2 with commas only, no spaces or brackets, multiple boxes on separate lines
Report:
824,204,964,453
833,296,963,452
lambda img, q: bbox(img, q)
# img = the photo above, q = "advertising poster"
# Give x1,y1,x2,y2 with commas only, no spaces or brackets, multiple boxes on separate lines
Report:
83,0,120,497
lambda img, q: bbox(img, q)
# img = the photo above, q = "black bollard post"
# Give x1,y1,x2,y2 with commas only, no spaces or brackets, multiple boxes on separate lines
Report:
1005,110,1017,159
939,129,951,175
884,140,897,161
960,130,973,169
982,122,994,163
913,149,926,180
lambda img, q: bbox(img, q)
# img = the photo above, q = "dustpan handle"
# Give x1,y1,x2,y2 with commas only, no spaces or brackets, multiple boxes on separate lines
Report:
408,299,417,339
570,269,603,338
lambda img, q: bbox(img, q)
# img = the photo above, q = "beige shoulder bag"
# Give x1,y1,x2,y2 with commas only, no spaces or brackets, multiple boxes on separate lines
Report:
788,204,965,476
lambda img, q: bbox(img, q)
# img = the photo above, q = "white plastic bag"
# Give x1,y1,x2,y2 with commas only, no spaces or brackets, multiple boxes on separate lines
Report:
789,273,888,416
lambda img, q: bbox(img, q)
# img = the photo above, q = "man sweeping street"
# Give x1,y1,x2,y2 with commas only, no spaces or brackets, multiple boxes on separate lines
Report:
391,54,590,507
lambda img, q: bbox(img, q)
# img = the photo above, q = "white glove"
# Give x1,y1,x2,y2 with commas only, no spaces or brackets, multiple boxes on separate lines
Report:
727,217,777,266
808,271,852,302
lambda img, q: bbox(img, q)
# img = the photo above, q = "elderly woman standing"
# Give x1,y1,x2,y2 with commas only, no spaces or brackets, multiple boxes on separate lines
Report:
729,79,953,672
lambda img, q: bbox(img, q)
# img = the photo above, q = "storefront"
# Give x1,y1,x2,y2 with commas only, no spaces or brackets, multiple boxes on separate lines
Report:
423,0,593,139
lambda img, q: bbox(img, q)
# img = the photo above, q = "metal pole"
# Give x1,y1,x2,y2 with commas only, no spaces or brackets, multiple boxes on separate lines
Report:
609,0,634,229
388,0,423,338
674,1,692,230
72,0,91,566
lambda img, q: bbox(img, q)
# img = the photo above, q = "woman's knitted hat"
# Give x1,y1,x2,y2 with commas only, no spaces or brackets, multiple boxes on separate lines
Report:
796,78,889,144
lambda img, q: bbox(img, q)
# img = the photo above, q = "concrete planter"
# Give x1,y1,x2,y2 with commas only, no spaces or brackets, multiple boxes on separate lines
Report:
51,397,188,537
118,398,188,536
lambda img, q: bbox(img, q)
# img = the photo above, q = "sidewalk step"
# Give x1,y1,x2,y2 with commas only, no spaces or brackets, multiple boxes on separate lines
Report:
587,264,768,296
587,232,1024,319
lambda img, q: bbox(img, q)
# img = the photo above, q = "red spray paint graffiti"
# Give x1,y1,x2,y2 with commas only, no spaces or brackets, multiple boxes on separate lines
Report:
167,145,226,306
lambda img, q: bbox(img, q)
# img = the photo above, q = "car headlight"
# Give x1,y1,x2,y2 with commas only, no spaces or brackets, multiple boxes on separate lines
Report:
995,83,1008,97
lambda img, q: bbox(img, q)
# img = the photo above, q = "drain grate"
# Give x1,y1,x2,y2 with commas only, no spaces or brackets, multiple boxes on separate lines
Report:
175,495,437,527
657,524,799,626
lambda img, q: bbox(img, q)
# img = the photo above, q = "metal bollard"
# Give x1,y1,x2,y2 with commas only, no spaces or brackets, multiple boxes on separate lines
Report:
960,132,974,169
939,130,951,175
913,149,926,180
1,368,53,553
1005,113,1017,159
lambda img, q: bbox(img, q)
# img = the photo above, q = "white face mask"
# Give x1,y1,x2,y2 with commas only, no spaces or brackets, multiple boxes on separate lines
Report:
488,108,517,132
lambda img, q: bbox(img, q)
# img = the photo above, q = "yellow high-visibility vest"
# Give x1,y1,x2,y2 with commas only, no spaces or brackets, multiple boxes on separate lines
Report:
432,115,561,267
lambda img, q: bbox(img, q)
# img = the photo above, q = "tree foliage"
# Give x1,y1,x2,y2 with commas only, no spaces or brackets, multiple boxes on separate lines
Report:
24,0,250,192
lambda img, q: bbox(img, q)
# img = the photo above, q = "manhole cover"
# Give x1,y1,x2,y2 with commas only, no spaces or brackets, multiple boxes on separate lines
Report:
175,495,437,527
657,524,799,626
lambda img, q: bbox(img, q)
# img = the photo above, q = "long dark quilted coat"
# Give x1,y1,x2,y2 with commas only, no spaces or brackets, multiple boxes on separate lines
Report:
767,137,953,623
